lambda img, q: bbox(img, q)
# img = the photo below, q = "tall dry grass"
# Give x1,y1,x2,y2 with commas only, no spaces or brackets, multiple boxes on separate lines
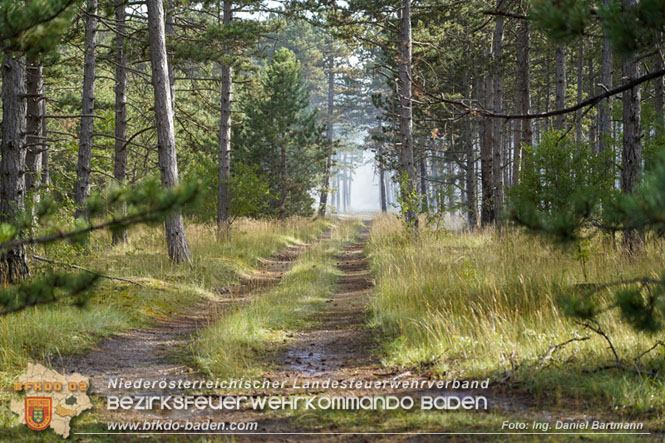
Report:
368,214,665,414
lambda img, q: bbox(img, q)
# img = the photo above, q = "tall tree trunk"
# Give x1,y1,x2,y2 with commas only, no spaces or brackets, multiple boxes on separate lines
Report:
588,47,597,148
318,47,334,217
279,144,287,220
654,48,664,141
166,0,176,110
398,0,418,231
0,55,29,282
513,19,531,187
41,99,49,188
478,71,494,225
146,0,191,263
491,0,504,222
74,0,98,218
598,1,613,157
576,39,584,143
217,0,232,237
112,0,128,246
378,144,387,212
336,174,341,211
25,60,43,214
419,156,428,212
554,45,567,130
464,112,477,228
621,0,643,252
76,1,97,204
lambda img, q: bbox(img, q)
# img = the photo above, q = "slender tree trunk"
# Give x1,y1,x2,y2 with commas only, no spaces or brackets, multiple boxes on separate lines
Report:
335,174,340,210
513,19,531,187
654,48,664,141
318,48,334,217
554,45,567,130
621,0,643,252
279,144,287,220
478,71,494,226
41,98,49,188
598,1,613,157
419,156,428,212
464,112,477,228
166,0,176,109
378,144,387,212
25,60,43,213
74,0,98,218
576,39,584,143
146,0,191,263
491,0,504,222
217,0,232,237
0,54,29,282
112,0,128,246
398,0,418,231
588,48,597,148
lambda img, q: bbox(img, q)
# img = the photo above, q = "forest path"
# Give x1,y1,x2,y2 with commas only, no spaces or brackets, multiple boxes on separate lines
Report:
51,229,330,419
230,223,590,441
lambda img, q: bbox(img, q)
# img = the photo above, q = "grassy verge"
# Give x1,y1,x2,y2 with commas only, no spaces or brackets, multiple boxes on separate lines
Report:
0,217,328,437
193,219,362,378
367,214,665,420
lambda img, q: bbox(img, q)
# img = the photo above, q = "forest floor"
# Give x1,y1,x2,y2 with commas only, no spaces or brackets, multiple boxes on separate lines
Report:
4,218,662,441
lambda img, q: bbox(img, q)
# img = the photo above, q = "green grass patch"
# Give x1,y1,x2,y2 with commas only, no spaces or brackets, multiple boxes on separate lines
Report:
193,219,363,378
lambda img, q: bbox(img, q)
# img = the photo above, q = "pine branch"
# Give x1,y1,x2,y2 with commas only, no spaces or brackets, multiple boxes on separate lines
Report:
32,255,149,288
423,67,665,120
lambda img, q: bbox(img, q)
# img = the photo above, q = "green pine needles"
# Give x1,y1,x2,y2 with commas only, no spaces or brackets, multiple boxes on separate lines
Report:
0,178,201,316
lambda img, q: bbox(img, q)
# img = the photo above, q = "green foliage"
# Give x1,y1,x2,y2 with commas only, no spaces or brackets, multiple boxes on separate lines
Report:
228,164,272,220
530,0,593,43
0,0,79,56
395,172,421,231
531,0,665,57
235,48,326,218
0,271,100,315
510,138,665,334
509,131,612,242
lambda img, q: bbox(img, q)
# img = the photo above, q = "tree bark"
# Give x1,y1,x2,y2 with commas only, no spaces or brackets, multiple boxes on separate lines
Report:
166,0,176,110
146,0,192,263
554,45,567,130
41,98,49,188
621,0,643,252
25,60,43,213
112,0,128,246
491,0,504,222
217,0,232,237
378,143,387,212
513,19,531,187
419,156,428,213
478,70,494,226
576,39,584,143
654,48,664,141
464,112,477,228
318,47,334,217
398,0,418,231
598,1,613,157
0,55,29,282
74,0,98,218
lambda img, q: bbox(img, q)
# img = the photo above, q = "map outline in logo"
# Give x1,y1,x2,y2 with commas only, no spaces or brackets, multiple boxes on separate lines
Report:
25,397,52,431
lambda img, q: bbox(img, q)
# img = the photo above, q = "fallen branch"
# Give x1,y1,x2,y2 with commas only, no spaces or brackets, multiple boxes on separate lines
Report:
575,320,621,369
32,255,148,288
539,335,590,367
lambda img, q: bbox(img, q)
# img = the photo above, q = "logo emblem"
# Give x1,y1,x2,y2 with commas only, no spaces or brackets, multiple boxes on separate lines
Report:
25,397,52,431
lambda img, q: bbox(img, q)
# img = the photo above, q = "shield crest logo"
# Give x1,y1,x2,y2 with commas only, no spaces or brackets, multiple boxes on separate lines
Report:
25,397,52,431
